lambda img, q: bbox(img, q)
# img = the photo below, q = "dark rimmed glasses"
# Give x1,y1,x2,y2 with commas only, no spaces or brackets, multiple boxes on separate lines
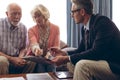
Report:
71,9,81,15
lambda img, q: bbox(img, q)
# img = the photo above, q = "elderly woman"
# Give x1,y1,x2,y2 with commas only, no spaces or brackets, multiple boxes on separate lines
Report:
28,4,60,72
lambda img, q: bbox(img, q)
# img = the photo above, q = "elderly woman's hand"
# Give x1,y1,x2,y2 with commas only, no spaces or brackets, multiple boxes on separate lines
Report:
34,48,43,56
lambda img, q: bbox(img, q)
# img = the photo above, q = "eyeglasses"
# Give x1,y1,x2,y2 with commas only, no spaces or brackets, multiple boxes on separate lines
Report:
71,9,81,15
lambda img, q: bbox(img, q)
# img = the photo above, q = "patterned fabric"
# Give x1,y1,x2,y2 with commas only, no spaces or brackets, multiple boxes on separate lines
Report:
28,22,60,55
39,26,50,57
0,18,27,56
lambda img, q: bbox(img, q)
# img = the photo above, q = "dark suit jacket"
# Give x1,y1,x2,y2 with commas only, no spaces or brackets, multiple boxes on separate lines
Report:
68,14,120,74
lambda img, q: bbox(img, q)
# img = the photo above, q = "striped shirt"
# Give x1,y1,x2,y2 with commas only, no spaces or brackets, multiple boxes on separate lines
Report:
0,18,27,56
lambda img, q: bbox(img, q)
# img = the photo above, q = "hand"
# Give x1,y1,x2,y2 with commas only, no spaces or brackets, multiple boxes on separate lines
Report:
45,51,53,59
51,56,69,66
9,57,27,67
19,48,27,57
34,48,43,56
50,47,67,57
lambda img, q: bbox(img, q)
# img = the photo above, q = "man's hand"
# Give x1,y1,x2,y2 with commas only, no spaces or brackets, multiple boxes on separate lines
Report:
51,56,69,66
50,47,67,57
9,57,27,67
19,48,27,57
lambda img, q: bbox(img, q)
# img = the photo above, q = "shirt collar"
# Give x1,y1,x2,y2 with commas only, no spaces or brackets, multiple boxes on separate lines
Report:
6,18,19,30
6,18,11,28
84,17,91,30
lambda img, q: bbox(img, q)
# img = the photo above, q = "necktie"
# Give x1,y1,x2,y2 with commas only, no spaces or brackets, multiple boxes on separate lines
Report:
84,29,89,50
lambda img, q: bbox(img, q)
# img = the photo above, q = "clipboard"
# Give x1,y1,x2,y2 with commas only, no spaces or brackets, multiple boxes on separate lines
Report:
22,56,53,64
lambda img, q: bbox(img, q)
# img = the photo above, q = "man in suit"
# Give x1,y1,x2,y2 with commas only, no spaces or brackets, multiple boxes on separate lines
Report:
51,0,120,80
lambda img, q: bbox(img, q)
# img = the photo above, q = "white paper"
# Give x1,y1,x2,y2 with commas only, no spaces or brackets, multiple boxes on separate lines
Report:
26,73,54,80
0,77,25,80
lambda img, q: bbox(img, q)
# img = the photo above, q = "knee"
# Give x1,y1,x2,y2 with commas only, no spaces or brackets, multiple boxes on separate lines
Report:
75,60,90,70
0,56,9,67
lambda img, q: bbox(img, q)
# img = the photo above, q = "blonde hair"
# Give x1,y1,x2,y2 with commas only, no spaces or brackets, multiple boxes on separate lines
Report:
31,4,50,21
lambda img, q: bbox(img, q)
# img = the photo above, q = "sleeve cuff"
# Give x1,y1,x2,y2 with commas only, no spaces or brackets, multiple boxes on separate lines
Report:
68,56,71,62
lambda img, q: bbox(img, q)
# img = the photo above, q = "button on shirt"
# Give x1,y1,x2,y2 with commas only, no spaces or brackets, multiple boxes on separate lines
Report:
0,18,27,56
84,17,90,31
10,25,16,30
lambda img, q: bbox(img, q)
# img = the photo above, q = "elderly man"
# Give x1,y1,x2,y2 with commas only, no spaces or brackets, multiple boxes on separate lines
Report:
0,3,35,74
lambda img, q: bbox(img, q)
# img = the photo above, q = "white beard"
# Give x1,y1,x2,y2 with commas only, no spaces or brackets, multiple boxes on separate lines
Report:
11,21,19,26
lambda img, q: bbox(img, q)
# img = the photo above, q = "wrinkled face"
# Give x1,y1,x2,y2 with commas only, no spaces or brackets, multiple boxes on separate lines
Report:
6,6,22,26
34,11,46,26
71,4,84,24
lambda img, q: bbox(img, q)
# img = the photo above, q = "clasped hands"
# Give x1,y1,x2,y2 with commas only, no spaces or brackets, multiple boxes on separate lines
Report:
10,56,27,67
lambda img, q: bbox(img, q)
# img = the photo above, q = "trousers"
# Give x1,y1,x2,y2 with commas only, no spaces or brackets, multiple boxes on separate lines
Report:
0,56,36,74
0,56,9,74
34,63,56,73
67,60,120,80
